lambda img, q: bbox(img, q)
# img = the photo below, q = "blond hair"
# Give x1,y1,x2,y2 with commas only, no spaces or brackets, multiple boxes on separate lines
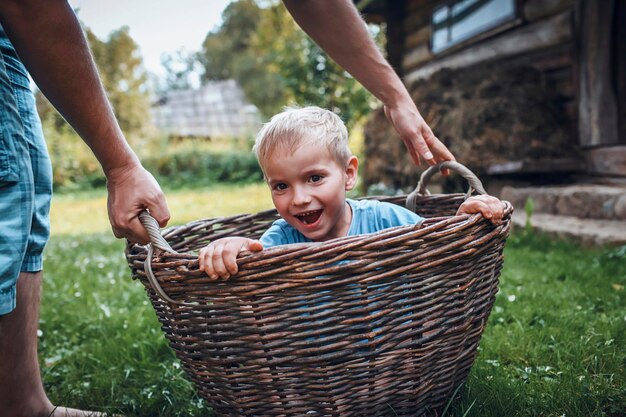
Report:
253,106,351,173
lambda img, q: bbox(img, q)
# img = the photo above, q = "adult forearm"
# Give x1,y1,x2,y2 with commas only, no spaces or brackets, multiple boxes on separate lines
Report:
284,0,456,167
282,0,412,107
0,0,138,175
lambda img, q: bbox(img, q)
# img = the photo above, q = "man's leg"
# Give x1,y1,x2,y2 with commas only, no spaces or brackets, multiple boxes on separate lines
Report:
0,272,105,417
0,24,107,417
0,272,50,417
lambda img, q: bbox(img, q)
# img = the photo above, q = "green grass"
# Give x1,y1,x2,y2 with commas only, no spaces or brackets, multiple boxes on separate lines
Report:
40,187,625,416
50,183,274,235
444,233,626,417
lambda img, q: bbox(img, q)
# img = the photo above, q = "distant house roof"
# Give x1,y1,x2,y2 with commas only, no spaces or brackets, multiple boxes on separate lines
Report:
151,80,261,139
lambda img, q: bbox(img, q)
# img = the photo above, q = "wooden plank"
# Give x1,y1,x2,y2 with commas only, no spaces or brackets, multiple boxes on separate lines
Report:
585,146,626,177
576,0,619,147
548,68,575,99
406,0,430,13
402,44,431,71
527,48,572,72
617,0,626,145
523,0,576,22
500,43,573,72
486,158,584,176
385,0,407,77
563,101,577,121
405,26,430,50
403,8,430,33
405,10,572,82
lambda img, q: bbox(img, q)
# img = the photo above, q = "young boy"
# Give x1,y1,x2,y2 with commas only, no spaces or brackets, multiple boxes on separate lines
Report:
199,106,504,280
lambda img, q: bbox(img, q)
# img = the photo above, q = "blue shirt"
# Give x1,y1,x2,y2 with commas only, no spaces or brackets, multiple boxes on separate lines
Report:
260,198,423,248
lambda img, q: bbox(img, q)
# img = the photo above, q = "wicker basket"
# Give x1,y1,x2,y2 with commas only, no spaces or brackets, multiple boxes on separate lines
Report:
126,161,513,417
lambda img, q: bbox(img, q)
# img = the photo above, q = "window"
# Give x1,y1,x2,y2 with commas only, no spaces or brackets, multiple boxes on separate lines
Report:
432,0,516,53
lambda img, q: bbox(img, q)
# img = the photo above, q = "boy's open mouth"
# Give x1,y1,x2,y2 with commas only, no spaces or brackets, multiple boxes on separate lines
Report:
295,209,323,225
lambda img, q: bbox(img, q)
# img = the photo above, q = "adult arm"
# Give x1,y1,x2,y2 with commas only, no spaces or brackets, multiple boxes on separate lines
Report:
0,0,169,243
282,0,455,167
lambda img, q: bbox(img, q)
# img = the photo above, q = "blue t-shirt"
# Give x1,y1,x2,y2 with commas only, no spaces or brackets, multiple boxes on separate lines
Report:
260,199,423,248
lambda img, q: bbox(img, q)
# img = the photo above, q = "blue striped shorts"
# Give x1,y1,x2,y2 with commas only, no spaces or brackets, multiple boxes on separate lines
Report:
0,27,53,315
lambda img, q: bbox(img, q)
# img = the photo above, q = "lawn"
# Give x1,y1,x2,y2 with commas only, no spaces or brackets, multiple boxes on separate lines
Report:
40,185,625,416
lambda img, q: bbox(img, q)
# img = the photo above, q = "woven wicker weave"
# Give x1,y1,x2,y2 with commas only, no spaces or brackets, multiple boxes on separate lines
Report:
126,162,513,416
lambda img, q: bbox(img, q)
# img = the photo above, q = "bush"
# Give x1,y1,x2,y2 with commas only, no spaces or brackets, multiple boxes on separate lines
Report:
44,124,263,192
141,148,263,189
44,124,107,191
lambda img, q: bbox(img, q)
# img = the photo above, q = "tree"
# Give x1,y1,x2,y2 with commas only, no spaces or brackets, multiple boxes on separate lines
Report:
199,0,379,128
38,26,151,144
200,0,261,81
159,49,201,92
86,27,151,143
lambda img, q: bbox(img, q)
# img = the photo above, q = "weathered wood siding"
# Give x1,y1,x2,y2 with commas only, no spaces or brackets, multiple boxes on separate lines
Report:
362,0,626,180
401,0,578,125
151,80,261,140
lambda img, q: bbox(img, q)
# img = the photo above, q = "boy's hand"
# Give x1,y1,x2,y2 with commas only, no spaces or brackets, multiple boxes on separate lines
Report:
457,195,505,224
198,237,263,280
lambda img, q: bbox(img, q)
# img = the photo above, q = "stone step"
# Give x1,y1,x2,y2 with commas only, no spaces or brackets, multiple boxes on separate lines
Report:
511,211,626,246
501,184,626,220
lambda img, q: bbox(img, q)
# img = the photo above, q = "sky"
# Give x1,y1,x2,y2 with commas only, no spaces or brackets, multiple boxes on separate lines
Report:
69,0,233,78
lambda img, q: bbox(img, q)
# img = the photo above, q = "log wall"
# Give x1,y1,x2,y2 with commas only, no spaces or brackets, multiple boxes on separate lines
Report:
400,0,578,127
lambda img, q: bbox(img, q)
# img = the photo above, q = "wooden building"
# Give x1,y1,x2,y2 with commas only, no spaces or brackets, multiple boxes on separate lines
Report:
356,0,625,189
151,80,261,140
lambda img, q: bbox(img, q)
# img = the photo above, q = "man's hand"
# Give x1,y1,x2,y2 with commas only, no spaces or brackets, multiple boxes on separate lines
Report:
383,104,455,168
199,237,264,280
106,162,170,244
282,0,456,171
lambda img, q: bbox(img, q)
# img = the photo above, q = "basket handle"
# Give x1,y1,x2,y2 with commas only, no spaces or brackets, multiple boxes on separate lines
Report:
139,211,176,254
406,161,487,212
138,211,190,306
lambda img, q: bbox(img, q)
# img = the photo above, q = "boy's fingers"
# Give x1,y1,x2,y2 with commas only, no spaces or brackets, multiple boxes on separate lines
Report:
199,247,213,275
222,242,240,276
479,202,493,218
248,239,264,252
211,245,229,279
492,202,506,223
459,200,491,218
198,248,206,272
460,196,505,223
202,246,219,280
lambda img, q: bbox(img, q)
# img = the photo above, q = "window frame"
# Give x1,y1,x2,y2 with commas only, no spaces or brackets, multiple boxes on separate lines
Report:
430,0,522,56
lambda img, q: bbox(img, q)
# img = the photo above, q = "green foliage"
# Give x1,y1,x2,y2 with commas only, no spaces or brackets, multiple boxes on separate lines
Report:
200,0,261,81
85,27,152,143
134,137,263,188
140,140,263,189
159,49,202,93
43,124,106,191
45,130,262,192
524,197,535,233
199,0,380,127
39,26,152,143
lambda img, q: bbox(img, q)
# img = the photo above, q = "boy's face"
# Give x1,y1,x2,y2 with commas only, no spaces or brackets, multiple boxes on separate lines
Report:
263,143,358,242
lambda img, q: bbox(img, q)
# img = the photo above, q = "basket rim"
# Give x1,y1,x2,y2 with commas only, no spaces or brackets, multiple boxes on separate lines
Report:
128,199,513,261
